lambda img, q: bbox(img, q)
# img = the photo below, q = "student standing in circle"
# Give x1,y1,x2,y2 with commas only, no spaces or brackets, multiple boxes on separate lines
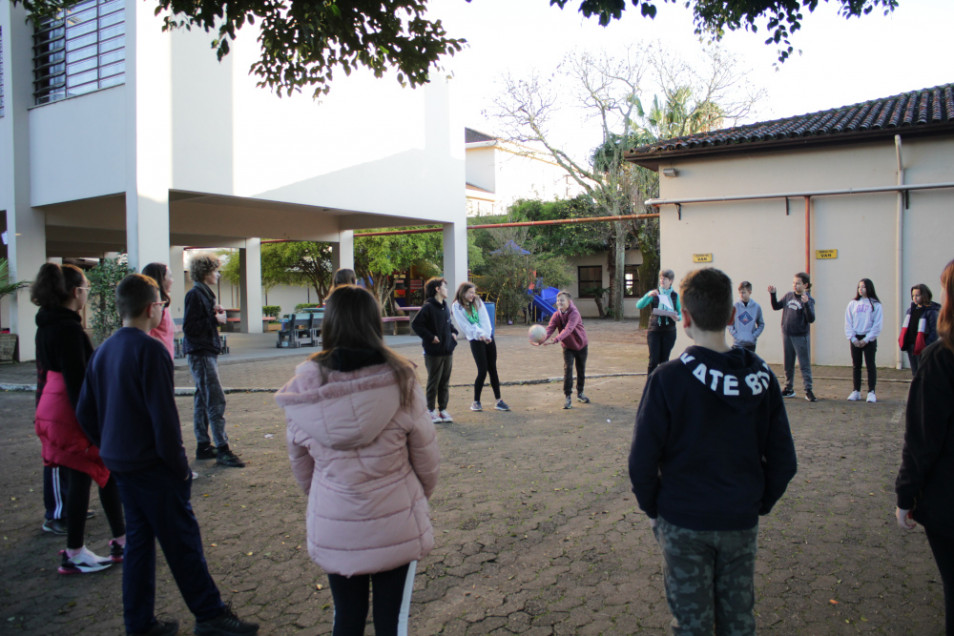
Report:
451,282,510,413
768,272,816,402
844,278,883,403
636,269,682,375
141,262,176,359
899,283,941,376
276,285,439,636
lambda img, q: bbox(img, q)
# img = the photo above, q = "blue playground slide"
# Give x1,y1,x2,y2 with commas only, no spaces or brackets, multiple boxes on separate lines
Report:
528,287,559,322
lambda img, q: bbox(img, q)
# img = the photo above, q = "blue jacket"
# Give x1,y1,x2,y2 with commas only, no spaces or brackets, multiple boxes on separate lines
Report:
629,345,797,530
77,328,191,479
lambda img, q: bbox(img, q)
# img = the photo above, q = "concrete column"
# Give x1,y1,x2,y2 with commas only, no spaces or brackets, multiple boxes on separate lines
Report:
2,2,48,361
124,0,172,270
239,238,263,334
168,245,185,321
442,222,468,292
337,230,355,270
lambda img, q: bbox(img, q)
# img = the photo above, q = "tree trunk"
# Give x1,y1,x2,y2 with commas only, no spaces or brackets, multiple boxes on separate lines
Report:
610,221,626,321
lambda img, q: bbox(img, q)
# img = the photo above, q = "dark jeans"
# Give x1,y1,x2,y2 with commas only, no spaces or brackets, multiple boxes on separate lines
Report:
44,465,65,521
424,354,453,411
469,339,500,402
113,466,225,634
926,527,954,636
647,329,677,375
908,351,921,377
187,354,229,448
562,346,587,396
327,562,416,636
62,467,125,550
849,339,877,392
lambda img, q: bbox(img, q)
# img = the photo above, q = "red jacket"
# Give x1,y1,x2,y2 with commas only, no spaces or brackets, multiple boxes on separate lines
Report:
35,370,110,487
545,302,588,351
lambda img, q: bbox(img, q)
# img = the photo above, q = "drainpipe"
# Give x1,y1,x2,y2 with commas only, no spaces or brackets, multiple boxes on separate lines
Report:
804,196,811,275
895,135,905,369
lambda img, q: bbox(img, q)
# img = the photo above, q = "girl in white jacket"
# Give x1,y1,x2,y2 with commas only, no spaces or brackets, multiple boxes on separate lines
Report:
844,278,883,402
452,282,510,413
276,285,439,636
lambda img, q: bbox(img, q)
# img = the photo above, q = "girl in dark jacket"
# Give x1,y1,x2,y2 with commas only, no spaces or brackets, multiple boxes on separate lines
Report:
896,259,954,634
32,263,125,574
899,283,941,376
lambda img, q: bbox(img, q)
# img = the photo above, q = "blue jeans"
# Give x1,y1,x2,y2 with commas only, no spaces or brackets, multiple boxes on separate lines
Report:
654,517,759,636
187,354,228,448
113,466,224,633
782,333,812,392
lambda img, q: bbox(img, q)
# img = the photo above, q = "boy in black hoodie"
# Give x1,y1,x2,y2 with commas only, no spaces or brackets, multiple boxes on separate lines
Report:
629,267,797,635
411,277,458,423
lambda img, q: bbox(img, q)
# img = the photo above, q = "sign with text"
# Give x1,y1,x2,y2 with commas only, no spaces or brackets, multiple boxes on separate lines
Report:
692,253,713,263
815,249,838,260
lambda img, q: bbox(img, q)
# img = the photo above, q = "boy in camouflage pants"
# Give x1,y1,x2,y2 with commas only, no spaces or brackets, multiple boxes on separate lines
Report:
629,268,797,634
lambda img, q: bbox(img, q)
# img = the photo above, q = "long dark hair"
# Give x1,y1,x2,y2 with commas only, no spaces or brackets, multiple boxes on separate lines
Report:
30,263,85,310
309,285,417,407
454,281,481,312
937,260,954,352
912,283,933,306
854,278,880,303
141,262,171,305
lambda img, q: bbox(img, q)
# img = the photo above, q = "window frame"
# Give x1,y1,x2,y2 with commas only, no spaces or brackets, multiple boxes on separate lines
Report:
577,265,603,299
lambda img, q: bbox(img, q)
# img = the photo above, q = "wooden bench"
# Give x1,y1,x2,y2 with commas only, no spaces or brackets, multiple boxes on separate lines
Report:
381,315,411,335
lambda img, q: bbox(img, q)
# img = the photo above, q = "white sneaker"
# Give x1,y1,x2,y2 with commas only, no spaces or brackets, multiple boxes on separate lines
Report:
866,391,877,403
847,390,861,401
428,410,442,423
439,410,453,423
58,547,113,574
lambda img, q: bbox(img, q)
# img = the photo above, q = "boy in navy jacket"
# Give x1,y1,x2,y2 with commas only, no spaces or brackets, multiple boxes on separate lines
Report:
77,274,257,636
629,268,797,635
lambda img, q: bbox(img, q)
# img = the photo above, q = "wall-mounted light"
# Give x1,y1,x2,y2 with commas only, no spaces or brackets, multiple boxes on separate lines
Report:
662,167,678,178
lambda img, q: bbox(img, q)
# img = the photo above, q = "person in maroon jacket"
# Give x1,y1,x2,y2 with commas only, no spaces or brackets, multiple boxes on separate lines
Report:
536,291,590,410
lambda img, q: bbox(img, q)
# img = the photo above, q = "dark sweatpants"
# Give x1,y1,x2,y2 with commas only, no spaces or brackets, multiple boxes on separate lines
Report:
562,346,587,396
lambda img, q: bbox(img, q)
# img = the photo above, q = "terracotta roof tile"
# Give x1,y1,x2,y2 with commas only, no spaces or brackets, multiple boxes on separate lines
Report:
626,84,954,167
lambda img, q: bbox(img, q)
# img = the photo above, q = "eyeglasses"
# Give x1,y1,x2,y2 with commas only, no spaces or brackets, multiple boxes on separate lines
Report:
77,287,91,291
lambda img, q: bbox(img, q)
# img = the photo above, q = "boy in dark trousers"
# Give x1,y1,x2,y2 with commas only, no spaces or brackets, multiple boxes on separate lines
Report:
536,291,589,410
77,274,258,636
411,277,458,423
629,268,797,635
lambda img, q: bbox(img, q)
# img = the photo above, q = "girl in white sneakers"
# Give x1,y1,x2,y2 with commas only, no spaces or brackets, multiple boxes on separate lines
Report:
844,278,883,402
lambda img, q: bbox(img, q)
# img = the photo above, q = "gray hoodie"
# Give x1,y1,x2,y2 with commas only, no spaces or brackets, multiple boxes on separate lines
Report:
730,299,765,346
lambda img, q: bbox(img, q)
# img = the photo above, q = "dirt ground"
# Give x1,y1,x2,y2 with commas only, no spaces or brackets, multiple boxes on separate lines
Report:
0,320,945,635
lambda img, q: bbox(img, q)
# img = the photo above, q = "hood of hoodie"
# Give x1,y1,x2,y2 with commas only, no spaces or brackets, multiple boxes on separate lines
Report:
35,305,82,328
275,359,401,451
675,345,775,408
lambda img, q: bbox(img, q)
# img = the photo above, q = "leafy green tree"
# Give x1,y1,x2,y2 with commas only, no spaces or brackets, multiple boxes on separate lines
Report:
14,0,896,96
87,256,132,344
0,257,30,333
220,241,336,304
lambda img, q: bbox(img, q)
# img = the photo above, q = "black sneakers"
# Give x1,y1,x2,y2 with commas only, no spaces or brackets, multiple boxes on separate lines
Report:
781,387,796,398
196,444,216,460
805,390,817,402
216,448,246,468
195,605,259,635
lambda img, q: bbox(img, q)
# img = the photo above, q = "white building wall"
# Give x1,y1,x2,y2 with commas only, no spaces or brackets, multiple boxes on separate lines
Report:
656,136,954,368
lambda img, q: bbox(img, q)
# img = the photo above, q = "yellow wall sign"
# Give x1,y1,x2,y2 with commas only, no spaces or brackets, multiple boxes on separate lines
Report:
815,249,838,260
692,253,713,263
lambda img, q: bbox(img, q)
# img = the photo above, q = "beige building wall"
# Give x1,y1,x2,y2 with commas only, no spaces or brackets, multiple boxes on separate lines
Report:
656,135,954,368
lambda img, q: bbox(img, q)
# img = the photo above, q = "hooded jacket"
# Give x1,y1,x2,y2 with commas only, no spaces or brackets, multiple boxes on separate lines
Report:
770,291,815,336
896,340,954,532
844,298,883,343
629,345,797,531
275,354,440,577
33,306,110,486
544,301,588,351
411,297,458,357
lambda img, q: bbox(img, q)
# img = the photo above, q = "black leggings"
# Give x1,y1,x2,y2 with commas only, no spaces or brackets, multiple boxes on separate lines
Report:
926,528,954,635
647,329,677,375
63,467,125,549
469,339,501,402
849,339,877,392
327,562,414,636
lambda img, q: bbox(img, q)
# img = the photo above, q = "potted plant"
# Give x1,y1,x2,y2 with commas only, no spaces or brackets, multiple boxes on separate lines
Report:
0,257,29,363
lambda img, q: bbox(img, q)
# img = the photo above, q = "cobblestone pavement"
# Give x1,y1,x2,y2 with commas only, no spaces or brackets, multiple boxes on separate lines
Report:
0,321,945,634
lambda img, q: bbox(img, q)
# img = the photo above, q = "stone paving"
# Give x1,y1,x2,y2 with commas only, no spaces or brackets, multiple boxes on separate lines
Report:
0,321,946,634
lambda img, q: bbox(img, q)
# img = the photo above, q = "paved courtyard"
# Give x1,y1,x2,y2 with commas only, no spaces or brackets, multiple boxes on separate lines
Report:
0,320,945,634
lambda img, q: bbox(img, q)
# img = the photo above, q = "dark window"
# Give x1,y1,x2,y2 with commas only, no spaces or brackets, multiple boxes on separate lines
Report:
624,265,640,297
33,0,125,105
577,266,602,298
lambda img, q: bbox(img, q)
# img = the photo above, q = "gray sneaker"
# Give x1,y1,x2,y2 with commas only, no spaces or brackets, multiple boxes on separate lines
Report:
494,399,510,411
470,401,482,411
563,396,573,409
577,393,590,404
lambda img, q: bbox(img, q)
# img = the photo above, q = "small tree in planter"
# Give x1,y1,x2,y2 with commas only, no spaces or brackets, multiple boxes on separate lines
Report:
87,256,132,345
0,257,30,362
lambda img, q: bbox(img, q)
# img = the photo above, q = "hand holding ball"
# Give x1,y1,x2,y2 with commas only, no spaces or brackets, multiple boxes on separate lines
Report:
528,324,547,345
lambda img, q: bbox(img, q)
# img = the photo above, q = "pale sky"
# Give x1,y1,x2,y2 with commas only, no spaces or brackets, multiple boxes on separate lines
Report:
428,0,953,159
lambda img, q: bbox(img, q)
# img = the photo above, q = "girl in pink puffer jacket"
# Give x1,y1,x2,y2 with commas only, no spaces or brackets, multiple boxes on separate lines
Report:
276,285,439,636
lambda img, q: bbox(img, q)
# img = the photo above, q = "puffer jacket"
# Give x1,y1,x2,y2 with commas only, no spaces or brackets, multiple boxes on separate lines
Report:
275,357,440,577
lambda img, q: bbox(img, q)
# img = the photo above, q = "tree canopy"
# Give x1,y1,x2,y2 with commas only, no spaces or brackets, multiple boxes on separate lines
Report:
14,0,898,96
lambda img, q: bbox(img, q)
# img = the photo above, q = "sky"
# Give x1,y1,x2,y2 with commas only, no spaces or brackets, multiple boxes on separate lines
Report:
427,0,954,160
